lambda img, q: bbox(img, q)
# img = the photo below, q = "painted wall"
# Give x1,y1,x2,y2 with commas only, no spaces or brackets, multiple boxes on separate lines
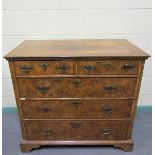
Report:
2,0,152,107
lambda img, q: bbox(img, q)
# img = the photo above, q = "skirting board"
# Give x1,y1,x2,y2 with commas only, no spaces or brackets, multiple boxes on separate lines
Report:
2,106,152,114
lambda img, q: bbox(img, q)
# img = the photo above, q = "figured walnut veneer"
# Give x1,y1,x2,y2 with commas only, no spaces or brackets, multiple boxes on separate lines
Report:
4,39,150,152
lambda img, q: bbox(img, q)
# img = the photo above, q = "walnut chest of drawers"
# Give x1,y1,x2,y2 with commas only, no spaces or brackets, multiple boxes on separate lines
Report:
4,39,150,152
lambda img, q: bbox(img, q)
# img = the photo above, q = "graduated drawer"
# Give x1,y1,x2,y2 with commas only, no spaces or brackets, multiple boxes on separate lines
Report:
14,60,76,75
21,99,133,119
17,78,137,98
78,60,140,75
24,120,129,141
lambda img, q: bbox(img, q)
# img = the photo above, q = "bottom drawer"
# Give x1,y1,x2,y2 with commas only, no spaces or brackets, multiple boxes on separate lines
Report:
24,120,129,141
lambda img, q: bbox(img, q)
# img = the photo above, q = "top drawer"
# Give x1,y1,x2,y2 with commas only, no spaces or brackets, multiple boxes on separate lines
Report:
14,60,76,75
14,59,141,76
78,60,140,75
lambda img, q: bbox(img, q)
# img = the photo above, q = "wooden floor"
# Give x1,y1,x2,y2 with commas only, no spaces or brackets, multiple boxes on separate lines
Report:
2,112,152,155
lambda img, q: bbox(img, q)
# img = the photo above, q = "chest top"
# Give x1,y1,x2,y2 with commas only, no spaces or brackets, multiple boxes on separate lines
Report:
4,39,150,60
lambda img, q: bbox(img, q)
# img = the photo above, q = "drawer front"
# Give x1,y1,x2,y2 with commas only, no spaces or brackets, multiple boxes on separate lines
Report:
17,78,137,98
78,60,140,75
14,60,76,75
21,99,133,119
24,120,129,140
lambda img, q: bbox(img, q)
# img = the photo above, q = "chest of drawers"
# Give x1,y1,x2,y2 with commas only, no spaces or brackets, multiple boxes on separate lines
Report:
4,39,150,152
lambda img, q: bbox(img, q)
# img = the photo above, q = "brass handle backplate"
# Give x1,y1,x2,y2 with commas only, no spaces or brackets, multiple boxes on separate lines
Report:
101,128,112,135
40,63,49,71
19,65,32,73
104,63,112,68
40,107,51,112
57,64,70,72
81,65,96,72
37,87,49,93
122,64,135,70
72,101,80,108
103,107,113,114
42,129,52,135
104,86,117,93
72,80,81,88
72,122,80,129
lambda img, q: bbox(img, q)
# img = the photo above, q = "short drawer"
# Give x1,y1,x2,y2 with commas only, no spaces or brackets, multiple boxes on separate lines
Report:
14,60,76,75
78,60,140,75
24,120,129,141
17,78,137,98
21,99,133,119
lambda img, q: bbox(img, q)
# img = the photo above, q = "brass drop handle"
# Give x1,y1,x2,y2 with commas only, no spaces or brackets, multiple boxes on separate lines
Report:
72,80,81,88
104,63,112,68
19,65,32,73
40,63,49,71
104,86,117,93
40,106,51,113
101,128,112,135
42,129,52,135
72,101,80,108
122,64,135,70
57,64,70,72
104,107,113,114
81,65,96,72
72,122,80,129
37,87,49,93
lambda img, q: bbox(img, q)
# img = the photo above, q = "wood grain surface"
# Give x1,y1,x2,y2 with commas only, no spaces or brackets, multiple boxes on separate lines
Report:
4,39,150,60
4,39,150,152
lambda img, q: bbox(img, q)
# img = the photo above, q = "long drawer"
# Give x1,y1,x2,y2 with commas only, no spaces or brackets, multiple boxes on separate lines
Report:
24,120,129,141
17,78,137,98
21,99,133,119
